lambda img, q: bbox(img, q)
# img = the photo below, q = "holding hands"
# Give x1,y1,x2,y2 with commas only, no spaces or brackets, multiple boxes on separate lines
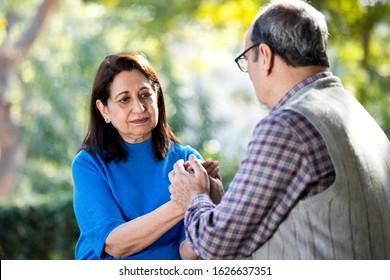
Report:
169,155,224,211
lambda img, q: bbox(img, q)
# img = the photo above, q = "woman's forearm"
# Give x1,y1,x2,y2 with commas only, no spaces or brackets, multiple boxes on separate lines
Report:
180,240,202,260
104,200,184,258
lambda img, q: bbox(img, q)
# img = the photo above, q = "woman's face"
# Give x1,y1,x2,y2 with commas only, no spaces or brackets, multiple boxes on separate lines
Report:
96,69,159,143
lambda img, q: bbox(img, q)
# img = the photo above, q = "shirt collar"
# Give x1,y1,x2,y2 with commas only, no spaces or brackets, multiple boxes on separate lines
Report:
271,71,332,112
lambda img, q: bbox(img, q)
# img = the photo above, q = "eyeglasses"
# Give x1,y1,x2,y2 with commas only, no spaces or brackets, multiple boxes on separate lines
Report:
234,43,260,72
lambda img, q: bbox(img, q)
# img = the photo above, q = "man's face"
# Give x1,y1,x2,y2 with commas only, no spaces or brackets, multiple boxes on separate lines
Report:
245,28,267,107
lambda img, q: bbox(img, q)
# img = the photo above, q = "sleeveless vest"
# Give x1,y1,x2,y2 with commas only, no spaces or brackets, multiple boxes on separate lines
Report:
251,75,390,259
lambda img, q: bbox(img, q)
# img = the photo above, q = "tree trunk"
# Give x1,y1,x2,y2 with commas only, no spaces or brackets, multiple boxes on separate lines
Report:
0,98,24,199
0,0,59,199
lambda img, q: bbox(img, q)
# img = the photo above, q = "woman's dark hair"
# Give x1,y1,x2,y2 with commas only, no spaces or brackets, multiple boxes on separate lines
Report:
80,52,179,162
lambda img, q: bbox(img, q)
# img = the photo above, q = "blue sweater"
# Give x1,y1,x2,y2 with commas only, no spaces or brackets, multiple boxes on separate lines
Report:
72,138,202,259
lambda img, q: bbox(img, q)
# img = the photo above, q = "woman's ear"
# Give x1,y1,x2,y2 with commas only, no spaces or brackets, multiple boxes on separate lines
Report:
258,43,274,73
96,100,110,123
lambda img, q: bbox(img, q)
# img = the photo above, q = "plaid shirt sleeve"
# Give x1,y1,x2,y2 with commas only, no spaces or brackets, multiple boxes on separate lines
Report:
184,109,334,259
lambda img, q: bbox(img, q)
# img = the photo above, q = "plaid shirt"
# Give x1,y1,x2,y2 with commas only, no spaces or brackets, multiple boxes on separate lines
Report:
184,71,336,259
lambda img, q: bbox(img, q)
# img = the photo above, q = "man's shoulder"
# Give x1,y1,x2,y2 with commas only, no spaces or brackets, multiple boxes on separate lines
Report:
254,109,321,145
258,109,309,129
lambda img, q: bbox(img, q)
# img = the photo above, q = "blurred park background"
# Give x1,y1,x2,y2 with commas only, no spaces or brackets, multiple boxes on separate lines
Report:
0,0,389,259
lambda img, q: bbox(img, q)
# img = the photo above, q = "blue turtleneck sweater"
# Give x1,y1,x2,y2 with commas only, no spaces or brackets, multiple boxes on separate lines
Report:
72,138,202,259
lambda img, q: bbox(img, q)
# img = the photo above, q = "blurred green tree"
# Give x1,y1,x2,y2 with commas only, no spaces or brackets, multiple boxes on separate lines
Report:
0,0,59,199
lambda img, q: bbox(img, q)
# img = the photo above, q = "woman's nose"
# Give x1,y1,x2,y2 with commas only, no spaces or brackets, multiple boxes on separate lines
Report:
131,98,145,113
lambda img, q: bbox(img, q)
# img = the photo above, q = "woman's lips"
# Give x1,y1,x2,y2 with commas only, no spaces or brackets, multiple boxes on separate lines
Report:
130,117,148,124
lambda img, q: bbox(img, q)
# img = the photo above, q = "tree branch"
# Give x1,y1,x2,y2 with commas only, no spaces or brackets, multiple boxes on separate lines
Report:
15,0,60,59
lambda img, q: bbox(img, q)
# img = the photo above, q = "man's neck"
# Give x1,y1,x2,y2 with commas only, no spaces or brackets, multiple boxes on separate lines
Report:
266,57,329,108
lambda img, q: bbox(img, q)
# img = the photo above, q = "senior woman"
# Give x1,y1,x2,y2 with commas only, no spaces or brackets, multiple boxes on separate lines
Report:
72,52,222,260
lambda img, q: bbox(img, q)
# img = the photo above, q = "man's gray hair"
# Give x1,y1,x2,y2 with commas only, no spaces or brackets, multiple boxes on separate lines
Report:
251,0,329,67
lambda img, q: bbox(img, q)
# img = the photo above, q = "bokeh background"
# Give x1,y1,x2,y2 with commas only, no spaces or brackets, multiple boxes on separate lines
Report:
0,0,389,259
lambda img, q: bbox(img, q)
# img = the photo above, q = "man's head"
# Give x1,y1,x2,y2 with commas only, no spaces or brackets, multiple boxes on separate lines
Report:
238,0,330,108
250,0,329,68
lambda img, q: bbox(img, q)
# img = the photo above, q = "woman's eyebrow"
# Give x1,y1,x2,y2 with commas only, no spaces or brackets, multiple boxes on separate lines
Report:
112,85,152,99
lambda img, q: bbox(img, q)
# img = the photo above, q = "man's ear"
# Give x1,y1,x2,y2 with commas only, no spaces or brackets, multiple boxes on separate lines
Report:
258,43,274,73
96,99,110,123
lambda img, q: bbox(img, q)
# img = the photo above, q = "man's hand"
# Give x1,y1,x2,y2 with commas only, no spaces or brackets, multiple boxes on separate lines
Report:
169,155,210,211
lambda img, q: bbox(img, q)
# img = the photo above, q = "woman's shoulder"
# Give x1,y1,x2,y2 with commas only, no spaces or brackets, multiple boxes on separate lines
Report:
72,149,103,168
171,142,202,160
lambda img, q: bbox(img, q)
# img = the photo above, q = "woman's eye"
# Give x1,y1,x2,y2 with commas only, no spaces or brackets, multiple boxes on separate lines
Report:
120,97,130,103
141,91,152,98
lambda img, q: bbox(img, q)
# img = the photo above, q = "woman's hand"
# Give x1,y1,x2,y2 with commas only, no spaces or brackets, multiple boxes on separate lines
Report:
201,159,224,204
179,240,202,260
